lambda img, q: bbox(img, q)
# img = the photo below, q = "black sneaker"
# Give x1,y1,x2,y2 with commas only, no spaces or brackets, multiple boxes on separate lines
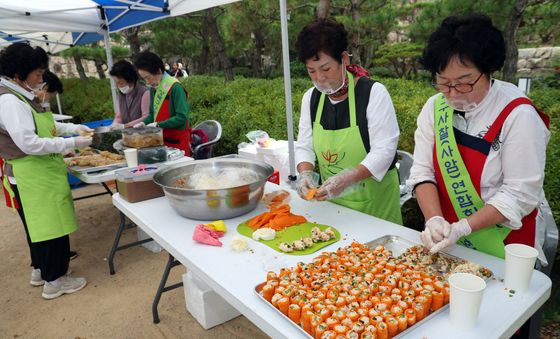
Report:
69,251,79,261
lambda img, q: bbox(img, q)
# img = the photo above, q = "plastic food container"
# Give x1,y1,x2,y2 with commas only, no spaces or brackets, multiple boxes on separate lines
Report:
115,165,164,203
122,127,163,148
137,146,168,164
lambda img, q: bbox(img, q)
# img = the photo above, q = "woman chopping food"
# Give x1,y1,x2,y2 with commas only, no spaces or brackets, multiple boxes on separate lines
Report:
407,14,551,263
294,19,402,224
133,51,191,155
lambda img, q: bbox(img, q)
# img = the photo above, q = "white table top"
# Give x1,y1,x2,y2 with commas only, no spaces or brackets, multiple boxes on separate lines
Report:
69,156,193,184
112,182,551,339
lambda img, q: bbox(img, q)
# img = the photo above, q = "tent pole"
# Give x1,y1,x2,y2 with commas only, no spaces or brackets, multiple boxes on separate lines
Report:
55,93,63,115
279,0,297,182
103,29,119,116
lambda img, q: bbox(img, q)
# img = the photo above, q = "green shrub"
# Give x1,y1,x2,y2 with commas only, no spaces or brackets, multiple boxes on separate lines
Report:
60,76,559,225
57,78,114,123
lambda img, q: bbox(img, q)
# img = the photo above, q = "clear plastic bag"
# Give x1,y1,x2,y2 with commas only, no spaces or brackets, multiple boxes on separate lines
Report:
246,130,270,147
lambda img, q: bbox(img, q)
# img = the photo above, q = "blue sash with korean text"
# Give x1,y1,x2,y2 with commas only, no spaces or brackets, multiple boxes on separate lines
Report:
434,94,510,259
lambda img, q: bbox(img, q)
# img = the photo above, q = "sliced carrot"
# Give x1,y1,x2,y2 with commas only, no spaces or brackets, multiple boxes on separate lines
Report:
305,188,317,201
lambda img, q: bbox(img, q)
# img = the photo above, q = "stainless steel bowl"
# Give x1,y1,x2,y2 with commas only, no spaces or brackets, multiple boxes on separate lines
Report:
153,157,274,220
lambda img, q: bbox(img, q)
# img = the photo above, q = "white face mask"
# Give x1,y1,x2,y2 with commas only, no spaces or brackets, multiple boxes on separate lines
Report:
313,63,346,96
25,81,45,93
445,89,489,112
41,101,50,109
118,85,131,94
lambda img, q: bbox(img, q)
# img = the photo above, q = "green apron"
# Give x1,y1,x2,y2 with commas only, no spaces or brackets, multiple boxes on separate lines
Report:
312,72,402,224
434,94,510,258
2,92,78,243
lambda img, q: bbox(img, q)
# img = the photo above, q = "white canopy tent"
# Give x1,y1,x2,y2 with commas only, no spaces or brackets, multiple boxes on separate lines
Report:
0,0,297,180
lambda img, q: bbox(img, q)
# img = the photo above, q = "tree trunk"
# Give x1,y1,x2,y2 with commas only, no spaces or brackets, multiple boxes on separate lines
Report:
205,8,234,81
73,55,87,81
317,0,330,19
251,29,265,77
122,27,141,58
502,0,529,83
94,59,106,79
350,0,362,65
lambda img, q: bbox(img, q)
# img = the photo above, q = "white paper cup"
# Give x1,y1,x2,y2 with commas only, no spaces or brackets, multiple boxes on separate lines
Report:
504,243,538,293
449,273,486,330
123,148,138,167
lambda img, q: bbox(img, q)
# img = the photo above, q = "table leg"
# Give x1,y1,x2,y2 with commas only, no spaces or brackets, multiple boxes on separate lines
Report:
152,253,183,324
107,211,154,275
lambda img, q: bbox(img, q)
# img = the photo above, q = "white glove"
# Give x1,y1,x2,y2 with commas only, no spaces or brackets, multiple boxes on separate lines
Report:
133,122,145,128
296,170,316,200
76,125,93,136
421,216,451,250
147,122,158,127
430,218,472,254
73,136,93,148
315,168,358,201
109,123,124,131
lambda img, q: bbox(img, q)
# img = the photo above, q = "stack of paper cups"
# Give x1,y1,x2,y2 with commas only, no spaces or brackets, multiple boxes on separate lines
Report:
449,273,486,330
504,243,538,293
124,148,138,167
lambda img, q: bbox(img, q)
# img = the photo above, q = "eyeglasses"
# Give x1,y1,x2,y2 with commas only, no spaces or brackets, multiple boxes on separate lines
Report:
432,73,484,94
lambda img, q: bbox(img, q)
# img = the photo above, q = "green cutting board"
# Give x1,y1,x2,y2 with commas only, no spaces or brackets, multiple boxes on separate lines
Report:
237,221,340,255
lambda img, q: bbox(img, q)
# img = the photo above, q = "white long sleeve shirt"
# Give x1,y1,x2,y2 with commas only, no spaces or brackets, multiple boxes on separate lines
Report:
406,80,551,263
295,82,400,181
0,78,80,183
0,78,78,154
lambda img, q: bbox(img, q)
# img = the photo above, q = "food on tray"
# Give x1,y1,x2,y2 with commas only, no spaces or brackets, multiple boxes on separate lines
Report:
252,227,276,241
259,242,452,338
122,127,163,148
262,190,291,208
247,204,307,231
278,232,329,253
230,235,249,252
398,245,493,279
65,150,124,167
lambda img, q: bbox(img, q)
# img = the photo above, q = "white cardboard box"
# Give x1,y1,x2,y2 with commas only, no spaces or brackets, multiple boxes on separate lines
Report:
182,271,241,329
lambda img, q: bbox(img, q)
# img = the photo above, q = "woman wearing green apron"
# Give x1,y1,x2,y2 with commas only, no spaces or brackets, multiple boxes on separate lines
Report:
294,19,402,225
408,14,550,264
0,44,90,299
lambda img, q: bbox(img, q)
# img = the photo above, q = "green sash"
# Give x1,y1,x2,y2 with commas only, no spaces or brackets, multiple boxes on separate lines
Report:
312,72,402,224
153,74,179,121
434,94,510,258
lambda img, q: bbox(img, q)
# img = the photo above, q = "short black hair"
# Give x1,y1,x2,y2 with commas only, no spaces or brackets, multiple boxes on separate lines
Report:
295,19,348,63
43,70,63,94
0,43,48,80
421,13,505,76
133,51,164,75
109,60,139,83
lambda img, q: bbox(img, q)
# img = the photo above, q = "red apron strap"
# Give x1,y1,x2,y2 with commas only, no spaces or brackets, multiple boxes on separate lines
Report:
483,97,550,143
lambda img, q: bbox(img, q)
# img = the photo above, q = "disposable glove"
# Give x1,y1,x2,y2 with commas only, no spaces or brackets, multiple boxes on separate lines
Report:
430,218,472,254
73,136,93,148
315,168,359,201
420,216,451,250
296,170,317,200
147,122,158,127
133,122,145,128
76,125,94,136
109,123,124,131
